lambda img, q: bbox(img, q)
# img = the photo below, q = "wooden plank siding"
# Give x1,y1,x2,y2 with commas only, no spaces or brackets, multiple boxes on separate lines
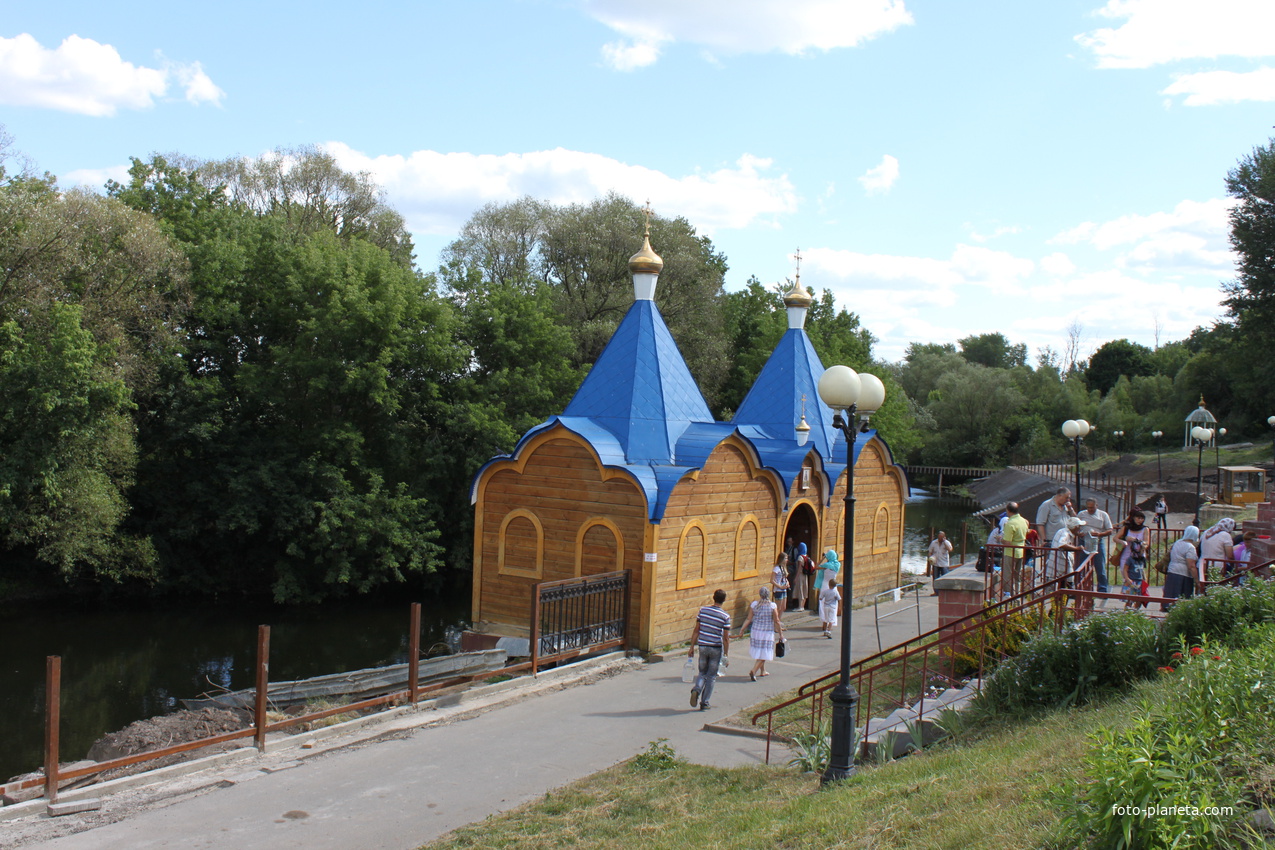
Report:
649,437,784,647
471,429,648,644
472,427,906,653
816,439,907,602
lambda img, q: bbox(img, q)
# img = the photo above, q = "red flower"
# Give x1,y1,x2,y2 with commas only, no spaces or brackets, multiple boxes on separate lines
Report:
1171,652,1183,660
1190,647,1203,656
1212,656,1222,661
1158,666,1175,673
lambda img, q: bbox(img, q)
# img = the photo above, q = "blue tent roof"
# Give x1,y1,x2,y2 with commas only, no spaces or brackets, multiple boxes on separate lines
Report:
563,299,712,465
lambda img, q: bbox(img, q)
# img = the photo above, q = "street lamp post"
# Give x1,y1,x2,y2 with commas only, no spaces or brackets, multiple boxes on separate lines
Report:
1112,430,1124,453
1152,430,1164,484
1191,425,1215,527
816,365,885,784
1061,419,1091,505
1215,427,1226,472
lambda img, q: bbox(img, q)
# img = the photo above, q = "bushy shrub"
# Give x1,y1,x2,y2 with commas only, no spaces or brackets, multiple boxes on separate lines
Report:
980,611,1157,713
1157,580,1275,655
1066,631,1275,848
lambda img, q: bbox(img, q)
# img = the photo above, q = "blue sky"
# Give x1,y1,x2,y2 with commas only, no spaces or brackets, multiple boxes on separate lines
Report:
3,0,1273,362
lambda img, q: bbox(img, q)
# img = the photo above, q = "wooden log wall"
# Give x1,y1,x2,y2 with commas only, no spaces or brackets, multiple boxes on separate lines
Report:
471,431,647,644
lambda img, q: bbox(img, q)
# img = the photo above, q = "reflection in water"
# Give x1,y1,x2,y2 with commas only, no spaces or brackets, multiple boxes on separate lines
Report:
901,488,985,575
1,593,469,783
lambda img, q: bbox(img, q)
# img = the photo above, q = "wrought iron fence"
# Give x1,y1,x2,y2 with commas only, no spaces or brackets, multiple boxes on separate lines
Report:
530,570,630,674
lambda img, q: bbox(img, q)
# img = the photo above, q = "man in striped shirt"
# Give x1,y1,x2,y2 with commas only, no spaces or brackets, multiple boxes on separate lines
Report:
689,589,731,711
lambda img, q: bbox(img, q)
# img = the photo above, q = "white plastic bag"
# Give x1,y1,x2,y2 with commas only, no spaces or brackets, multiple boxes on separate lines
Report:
682,652,698,683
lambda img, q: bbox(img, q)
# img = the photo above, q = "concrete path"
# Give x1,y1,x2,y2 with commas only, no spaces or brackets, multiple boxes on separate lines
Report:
7,591,938,850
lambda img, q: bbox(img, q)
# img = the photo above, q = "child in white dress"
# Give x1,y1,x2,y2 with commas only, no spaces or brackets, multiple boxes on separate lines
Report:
819,579,842,638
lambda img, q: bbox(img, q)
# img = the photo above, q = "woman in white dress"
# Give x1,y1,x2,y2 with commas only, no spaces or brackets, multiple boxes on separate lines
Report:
738,586,784,681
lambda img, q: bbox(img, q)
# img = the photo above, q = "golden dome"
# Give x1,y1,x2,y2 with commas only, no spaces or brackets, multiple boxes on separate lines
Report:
628,234,663,275
783,275,813,308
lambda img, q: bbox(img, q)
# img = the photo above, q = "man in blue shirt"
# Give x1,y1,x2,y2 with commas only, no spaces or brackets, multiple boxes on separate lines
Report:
688,589,731,711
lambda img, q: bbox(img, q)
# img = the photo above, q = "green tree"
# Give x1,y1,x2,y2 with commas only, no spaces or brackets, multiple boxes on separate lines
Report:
0,303,153,582
444,193,731,408
898,342,965,404
111,155,456,602
958,332,1027,370
1085,339,1153,394
922,364,1026,465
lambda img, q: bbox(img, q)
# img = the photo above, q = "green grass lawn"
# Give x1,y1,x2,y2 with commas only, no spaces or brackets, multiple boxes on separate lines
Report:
423,683,1155,850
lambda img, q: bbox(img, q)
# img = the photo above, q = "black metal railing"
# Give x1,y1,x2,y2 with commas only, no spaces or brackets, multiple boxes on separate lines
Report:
530,570,630,674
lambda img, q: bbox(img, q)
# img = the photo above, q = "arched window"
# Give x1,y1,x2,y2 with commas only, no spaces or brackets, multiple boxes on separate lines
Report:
576,519,624,576
498,510,543,578
677,522,707,590
872,504,891,555
734,517,761,579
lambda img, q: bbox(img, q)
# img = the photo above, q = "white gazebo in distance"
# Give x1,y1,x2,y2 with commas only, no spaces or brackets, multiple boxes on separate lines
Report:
1183,397,1217,448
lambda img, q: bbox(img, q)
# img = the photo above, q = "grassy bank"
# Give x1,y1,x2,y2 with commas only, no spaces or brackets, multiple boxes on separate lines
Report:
424,687,1139,850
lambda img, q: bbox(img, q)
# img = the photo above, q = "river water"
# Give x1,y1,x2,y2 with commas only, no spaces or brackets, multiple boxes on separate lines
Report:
1,593,469,784
1,489,979,783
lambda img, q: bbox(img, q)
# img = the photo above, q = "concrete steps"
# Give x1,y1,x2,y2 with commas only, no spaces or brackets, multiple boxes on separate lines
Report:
857,679,982,763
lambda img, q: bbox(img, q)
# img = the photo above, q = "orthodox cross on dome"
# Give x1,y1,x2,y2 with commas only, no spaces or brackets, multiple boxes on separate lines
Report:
794,247,802,281
783,246,813,325
643,199,653,237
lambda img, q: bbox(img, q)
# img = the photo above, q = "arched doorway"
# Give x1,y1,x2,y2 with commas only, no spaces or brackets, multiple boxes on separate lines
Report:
782,502,819,610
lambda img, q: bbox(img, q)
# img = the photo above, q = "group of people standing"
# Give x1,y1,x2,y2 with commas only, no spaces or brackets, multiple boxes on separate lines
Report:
686,537,846,711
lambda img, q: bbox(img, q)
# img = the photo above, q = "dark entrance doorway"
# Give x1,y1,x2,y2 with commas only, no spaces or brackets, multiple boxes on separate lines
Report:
783,502,819,610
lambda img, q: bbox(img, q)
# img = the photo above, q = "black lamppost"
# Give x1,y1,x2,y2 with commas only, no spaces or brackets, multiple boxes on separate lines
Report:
1152,430,1164,484
816,365,885,784
1191,425,1215,527
1112,429,1124,454
1215,426,1227,472
1062,419,1091,505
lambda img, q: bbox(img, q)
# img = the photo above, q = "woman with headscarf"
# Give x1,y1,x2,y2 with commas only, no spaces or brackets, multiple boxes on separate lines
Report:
815,549,840,600
738,585,783,680
1199,518,1236,579
1163,525,1200,603
790,542,810,610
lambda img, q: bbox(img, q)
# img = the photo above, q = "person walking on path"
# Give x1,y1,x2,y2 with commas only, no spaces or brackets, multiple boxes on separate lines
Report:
1153,494,1168,530
818,579,842,638
1077,498,1114,593
738,586,783,680
815,549,840,598
1000,505,1029,595
688,589,731,711
771,553,790,609
927,532,953,581
1163,525,1200,604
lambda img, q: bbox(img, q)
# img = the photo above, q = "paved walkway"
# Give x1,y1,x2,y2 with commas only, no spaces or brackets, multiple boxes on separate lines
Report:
7,591,938,850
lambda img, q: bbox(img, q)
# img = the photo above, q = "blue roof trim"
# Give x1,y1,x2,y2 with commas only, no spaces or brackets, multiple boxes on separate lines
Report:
564,300,712,465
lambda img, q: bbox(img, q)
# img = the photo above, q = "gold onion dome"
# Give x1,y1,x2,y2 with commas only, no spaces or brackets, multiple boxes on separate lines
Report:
783,275,813,308
628,234,664,275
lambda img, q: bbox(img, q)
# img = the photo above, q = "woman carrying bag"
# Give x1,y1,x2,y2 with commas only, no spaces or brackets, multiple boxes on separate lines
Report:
738,586,784,681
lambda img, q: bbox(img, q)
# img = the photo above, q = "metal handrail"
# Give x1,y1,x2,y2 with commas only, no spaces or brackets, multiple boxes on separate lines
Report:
750,556,1097,764
872,581,925,652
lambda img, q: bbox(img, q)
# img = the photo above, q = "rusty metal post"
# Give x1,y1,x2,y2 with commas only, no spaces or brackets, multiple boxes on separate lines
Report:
530,581,542,676
254,625,270,752
44,656,61,802
408,602,422,704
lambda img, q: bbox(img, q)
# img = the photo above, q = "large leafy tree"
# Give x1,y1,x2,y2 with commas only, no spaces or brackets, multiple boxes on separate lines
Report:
958,332,1027,370
445,193,731,407
0,134,186,586
111,155,456,602
1085,339,1153,395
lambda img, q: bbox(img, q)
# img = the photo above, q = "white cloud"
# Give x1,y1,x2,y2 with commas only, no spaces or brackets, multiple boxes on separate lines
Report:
1040,252,1076,277
967,223,1022,243
1077,0,1275,69
1162,66,1275,106
600,38,663,71
804,243,1033,292
858,154,899,195
1051,198,1235,274
323,143,798,236
61,164,132,189
0,33,223,116
583,0,913,68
